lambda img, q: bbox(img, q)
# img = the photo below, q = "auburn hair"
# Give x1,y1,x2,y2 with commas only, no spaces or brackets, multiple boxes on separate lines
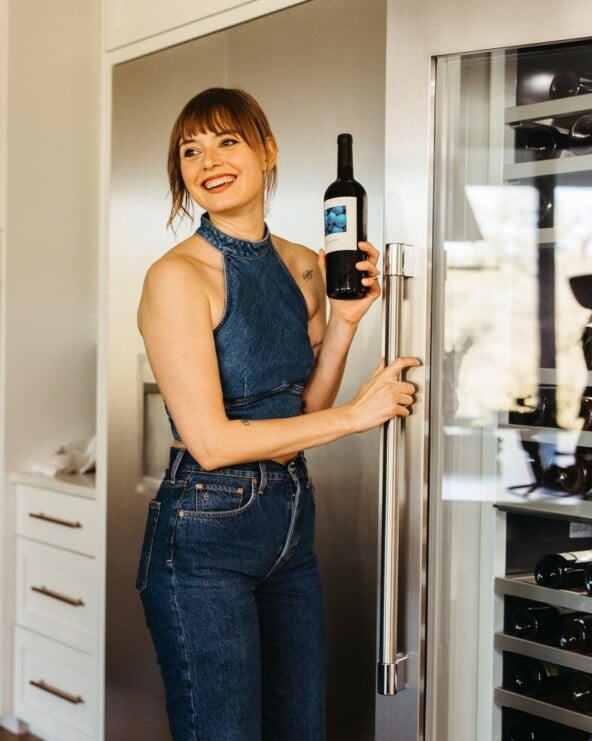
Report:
167,87,278,227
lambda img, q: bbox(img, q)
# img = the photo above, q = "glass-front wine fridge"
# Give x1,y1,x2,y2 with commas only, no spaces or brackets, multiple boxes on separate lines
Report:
380,0,592,737
428,38,592,740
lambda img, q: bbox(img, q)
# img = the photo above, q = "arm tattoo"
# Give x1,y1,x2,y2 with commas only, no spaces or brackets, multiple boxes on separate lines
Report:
240,419,250,426
303,268,314,282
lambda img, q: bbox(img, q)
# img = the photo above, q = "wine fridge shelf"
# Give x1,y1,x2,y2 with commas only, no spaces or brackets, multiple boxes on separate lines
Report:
496,497,592,520
495,575,592,612
498,423,592,447
494,688,592,733
505,92,592,126
494,632,592,673
504,152,592,180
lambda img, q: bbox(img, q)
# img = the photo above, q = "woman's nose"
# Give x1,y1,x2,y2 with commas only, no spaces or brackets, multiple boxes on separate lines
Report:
203,147,221,169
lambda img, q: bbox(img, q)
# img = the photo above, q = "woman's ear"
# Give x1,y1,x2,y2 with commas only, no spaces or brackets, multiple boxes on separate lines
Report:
263,136,278,171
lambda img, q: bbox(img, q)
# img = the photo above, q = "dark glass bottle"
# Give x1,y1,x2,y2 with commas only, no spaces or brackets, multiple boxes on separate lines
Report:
534,550,592,589
585,563,592,596
542,459,592,497
570,113,592,155
504,714,583,741
569,671,592,713
518,68,592,104
323,133,368,299
506,599,561,643
558,613,592,652
514,122,566,161
504,654,572,698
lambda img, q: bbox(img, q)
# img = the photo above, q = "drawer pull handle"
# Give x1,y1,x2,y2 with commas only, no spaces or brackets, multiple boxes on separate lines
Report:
29,679,84,705
28,512,82,529
31,585,85,606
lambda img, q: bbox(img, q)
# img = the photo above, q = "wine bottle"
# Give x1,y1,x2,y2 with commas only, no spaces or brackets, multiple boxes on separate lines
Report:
569,671,592,713
580,397,592,432
504,713,582,741
504,654,572,698
518,68,592,104
514,122,566,162
506,599,561,643
534,550,592,589
558,613,592,652
542,459,592,497
585,563,592,596
570,114,592,155
323,133,368,299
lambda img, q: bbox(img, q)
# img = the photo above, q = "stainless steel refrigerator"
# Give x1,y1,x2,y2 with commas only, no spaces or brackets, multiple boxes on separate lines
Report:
105,0,592,738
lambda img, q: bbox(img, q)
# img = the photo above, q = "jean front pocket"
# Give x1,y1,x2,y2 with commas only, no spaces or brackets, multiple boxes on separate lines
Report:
184,472,257,519
135,499,161,593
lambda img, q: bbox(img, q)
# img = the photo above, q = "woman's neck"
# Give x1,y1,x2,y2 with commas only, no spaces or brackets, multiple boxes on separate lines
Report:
207,210,266,243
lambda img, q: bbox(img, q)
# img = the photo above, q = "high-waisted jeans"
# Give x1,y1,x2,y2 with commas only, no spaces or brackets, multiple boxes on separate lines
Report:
136,448,326,741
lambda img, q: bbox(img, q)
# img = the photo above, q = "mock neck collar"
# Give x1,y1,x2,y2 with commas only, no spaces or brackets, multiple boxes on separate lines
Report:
196,213,271,258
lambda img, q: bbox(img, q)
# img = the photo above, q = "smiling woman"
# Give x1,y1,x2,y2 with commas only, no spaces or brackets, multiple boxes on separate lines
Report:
167,87,278,227
135,86,418,741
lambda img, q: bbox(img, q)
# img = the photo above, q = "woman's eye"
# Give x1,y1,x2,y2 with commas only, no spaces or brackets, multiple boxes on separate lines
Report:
182,148,200,158
221,138,238,147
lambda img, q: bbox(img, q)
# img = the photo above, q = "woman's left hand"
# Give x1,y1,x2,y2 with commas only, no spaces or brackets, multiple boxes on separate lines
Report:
319,241,381,325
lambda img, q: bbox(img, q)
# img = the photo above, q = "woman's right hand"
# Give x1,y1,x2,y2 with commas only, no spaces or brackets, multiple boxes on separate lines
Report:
347,356,421,432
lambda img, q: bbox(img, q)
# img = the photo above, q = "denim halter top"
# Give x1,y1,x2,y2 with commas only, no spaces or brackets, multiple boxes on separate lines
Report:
167,214,315,442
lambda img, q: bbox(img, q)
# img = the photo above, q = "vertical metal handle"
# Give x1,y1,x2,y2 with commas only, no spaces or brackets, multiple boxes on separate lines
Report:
378,242,410,696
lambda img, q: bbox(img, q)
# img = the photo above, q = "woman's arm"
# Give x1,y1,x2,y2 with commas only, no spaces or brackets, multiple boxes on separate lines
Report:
138,251,418,471
302,241,381,413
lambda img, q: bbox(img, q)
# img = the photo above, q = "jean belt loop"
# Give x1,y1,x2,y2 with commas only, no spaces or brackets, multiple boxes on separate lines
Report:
257,460,268,495
170,448,186,484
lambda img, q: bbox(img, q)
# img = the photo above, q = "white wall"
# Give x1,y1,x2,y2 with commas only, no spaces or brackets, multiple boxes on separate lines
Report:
2,0,100,719
4,0,100,475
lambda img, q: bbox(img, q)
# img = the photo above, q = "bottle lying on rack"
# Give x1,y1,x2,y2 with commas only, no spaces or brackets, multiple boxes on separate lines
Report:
542,459,592,497
513,114,592,162
505,598,562,643
558,612,592,652
509,385,558,427
504,653,574,699
584,563,592,596
580,396,592,432
514,122,567,161
569,114,592,155
568,671,592,713
517,68,592,104
504,710,592,741
535,550,592,590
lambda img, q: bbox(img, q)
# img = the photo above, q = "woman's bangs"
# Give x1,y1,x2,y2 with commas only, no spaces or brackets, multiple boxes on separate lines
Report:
181,102,252,144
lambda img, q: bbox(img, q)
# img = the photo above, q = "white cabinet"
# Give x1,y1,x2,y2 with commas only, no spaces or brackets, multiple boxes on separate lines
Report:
105,0,310,52
11,474,99,741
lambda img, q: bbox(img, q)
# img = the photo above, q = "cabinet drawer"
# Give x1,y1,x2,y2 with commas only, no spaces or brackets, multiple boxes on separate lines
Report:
14,627,97,740
16,484,98,556
16,539,97,654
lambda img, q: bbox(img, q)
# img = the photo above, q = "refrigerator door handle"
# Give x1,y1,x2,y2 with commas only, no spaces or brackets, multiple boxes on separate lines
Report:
377,242,411,696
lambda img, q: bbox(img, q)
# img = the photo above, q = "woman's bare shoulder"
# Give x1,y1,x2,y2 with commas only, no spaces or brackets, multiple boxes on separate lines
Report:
272,233,317,261
144,235,219,288
138,235,220,331
271,234,325,318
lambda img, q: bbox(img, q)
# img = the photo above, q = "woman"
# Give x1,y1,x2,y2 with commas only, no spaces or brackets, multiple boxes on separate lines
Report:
136,87,419,741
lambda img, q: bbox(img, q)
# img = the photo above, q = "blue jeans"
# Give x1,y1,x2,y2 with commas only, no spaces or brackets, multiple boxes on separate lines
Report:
136,448,326,740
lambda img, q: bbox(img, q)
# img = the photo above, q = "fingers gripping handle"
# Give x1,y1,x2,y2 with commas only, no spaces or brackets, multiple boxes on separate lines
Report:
378,243,411,696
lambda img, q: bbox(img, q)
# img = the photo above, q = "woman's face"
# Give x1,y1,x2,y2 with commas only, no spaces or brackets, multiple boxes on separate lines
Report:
179,128,274,219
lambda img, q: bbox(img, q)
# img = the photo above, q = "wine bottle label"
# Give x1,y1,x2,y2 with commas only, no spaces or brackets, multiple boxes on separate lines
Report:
324,196,358,254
